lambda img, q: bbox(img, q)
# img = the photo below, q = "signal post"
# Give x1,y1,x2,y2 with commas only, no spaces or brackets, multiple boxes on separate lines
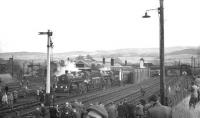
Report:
39,30,53,106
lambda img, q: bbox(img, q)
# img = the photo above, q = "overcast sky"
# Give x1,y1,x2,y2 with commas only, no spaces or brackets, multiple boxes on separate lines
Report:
0,0,200,53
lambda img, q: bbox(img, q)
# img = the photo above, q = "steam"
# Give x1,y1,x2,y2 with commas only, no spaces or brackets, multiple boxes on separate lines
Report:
54,60,80,76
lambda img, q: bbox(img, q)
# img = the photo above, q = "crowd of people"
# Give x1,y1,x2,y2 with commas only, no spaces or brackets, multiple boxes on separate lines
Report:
0,79,32,109
33,94,172,118
0,86,18,109
2,75,197,118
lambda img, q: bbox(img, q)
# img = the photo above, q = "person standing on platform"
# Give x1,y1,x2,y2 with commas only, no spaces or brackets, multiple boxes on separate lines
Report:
33,107,42,118
136,99,146,118
5,85,8,94
8,92,14,110
122,99,129,118
40,103,47,118
189,81,199,108
146,95,172,118
106,102,118,118
2,92,8,106
117,101,124,118
0,88,3,106
49,105,59,118
36,89,40,100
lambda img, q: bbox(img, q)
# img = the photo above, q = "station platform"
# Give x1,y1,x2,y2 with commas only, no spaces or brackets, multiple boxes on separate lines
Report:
172,95,200,118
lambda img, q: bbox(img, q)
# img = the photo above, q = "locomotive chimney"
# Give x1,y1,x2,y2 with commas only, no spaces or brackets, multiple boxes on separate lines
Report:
111,58,114,66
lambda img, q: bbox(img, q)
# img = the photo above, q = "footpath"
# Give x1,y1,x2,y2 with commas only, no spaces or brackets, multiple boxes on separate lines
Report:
172,95,200,118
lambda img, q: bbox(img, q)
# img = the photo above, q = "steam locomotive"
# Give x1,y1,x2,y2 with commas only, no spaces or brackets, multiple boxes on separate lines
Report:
55,71,118,94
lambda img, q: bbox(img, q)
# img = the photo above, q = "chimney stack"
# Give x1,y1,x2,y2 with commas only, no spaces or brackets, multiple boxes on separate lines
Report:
125,60,127,66
103,57,105,65
111,58,114,66
140,58,145,68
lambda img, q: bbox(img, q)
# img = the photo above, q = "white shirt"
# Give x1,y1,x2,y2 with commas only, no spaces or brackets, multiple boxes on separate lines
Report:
195,78,200,86
37,90,40,95
2,94,8,103
192,85,199,98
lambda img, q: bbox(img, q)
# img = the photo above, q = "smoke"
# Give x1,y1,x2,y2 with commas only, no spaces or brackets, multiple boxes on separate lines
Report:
54,60,80,76
54,65,66,76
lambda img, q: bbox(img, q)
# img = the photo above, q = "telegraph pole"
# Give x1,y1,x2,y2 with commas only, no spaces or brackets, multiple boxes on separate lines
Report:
191,56,193,68
142,0,165,105
194,57,196,72
22,63,25,79
39,30,53,106
12,56,13,78
159,0,165,105
9,56,14,79
32,60,34,77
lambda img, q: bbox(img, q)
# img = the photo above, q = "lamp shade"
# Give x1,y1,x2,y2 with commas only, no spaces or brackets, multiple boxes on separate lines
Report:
142,12,151,18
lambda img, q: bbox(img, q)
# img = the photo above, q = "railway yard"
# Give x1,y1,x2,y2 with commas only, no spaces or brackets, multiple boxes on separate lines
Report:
0,74,191,118
0,56,195,118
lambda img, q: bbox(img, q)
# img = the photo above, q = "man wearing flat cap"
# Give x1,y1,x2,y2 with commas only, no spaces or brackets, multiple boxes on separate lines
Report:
146,95,172,118
86,105,108,118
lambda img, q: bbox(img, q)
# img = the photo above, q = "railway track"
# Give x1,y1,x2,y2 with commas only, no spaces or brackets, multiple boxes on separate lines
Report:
2,76,181,117
1,82,21,92
5,79,155,116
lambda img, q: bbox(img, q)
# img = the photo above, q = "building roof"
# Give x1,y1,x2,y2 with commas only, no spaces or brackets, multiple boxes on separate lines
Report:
0,60,8,65
0,73,17,84
76,60,91,67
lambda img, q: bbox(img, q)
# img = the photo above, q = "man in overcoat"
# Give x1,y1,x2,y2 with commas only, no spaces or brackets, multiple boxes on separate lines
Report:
146,95,172,118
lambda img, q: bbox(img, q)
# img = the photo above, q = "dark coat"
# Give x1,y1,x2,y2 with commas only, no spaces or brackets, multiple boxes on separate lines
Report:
117,105,125,117
49,107,59,118
107,104,118,118
127,104,136,118
147,102,172,118
41,106,47,117
33,110,42,118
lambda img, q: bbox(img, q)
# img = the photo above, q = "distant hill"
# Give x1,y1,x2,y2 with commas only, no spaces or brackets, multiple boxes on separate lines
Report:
167,48,199,55
0,52,46,60
0,46,198,60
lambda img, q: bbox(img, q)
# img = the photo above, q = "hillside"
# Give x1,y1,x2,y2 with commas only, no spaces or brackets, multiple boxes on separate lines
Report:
167,48,199,55
0,47,198,60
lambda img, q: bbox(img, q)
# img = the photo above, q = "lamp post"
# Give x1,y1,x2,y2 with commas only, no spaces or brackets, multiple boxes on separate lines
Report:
39,30,53,106
143,0,165,105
